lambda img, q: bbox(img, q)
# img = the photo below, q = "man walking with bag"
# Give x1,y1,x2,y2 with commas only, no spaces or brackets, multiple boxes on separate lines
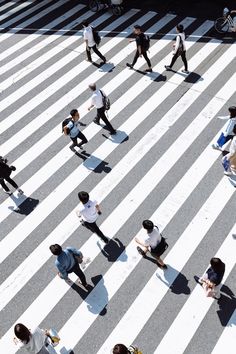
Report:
82,20,106,65
126,25,152,72
88,83,116,135
0,156,23,195
49,244,89,289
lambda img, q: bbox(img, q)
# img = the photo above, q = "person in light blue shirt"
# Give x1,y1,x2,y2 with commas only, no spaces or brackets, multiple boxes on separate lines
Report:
63,109,88,151
49,244,88,289
212,106,236,151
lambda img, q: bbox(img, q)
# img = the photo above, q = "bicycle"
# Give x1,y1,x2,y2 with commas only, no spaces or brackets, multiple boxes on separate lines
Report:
88,0,124,16
214,7,236,33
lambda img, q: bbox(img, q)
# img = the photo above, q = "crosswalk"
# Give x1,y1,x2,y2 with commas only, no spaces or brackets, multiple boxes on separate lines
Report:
0,1,235,353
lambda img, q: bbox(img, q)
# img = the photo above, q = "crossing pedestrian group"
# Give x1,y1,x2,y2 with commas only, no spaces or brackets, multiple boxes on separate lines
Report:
0,9,234,353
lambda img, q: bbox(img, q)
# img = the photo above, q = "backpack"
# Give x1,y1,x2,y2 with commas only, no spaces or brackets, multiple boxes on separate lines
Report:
91,26,101,46
100,90,110,111
142,34,150,51
62,118,74,135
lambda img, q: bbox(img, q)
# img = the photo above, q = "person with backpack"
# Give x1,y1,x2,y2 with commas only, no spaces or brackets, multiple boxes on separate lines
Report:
49,244,89,289
126,25,152,72
135,220,168,269
0,156,23,195
165,24,189,74
62,109,88,151
82,20,106,65
212,106,236,151
88,83,116,135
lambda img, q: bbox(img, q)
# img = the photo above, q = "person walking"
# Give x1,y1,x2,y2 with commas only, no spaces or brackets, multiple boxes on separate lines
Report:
194,257,225,300
222,125,236,176
88,83,116,135
63,109,88,151
112,343,142,354
165,24,189,74
82,20,106,65
76,191,109,244
212,106,236,151
126,25,152,72
13,323,53,354
0,156,23,195
135,220,168,269
49,244,89,289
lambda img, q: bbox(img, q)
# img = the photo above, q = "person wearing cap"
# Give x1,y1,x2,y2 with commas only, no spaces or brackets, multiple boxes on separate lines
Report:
165,24,189,74
135,220,167,269
212,106,236,151
126,25,152,72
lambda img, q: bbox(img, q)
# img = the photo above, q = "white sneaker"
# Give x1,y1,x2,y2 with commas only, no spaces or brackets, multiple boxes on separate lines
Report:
4,190,12,195
212,143,222,151
224,170,232,176
181,69,189,74
17,188,24,195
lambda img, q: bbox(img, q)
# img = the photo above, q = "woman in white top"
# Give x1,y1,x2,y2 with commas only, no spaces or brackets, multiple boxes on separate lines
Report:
13,324,50,354
165,24,189,74
212,106,236,151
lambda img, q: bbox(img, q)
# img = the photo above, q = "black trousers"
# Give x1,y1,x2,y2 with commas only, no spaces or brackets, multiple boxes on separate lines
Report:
132,49,151,68
86,45,106,62
68,262,87,286
95,107,116,134
169,50,188,71
83,220,107,242
0,177,18,192
71,131,88,148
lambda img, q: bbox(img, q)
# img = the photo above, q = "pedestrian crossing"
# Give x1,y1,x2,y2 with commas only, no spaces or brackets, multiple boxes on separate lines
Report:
0,1,235,353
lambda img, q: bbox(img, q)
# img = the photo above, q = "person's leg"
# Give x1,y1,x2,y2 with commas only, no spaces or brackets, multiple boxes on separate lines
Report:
84,221,108,242
92,45,106,63
86,46,92,62
166,52,178,69
151,252,166,268
97,107,116,134
70,136,78,149
181,51,188,71
127,50,139,68
76,131,88,148
142,50,152,69
5,176,18,189
71,263,87,286
0,178,11,192
93,109,100,124
213,284,221,299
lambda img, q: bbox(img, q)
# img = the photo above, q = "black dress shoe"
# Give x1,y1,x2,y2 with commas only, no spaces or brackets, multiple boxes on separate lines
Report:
194,275,203,285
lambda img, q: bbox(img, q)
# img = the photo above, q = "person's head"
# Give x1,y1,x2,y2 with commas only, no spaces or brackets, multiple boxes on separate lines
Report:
14,323,31,343
210,257,224,272
112,344,129,354
89,83,96,91
70,109,80,121
82,20,89,28
133,24,142,35
142,219,154,233
176,24,184,33
78,191,89,204
49,244,63,256
228,106,236,118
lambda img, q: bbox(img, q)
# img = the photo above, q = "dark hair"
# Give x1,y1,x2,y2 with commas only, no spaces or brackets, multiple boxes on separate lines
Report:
229,106,236,118
134,25,141,30
142,219,154,231
49,244,62,256
177,24,184,33
14,323,31,344
112,344,129,354
89,83,96,91
82,20,89,27
70,109,78,117
210,258,224,272
78,191,89,204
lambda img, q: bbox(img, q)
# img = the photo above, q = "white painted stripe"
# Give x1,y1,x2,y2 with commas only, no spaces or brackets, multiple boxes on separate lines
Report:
0,10,136,105
0,11,158,134
155,230,236,354
211,310,236,354
0,1,19,13
0,0,32,23
0,73,234,353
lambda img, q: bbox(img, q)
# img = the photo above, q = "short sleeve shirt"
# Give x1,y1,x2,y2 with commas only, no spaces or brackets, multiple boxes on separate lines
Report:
91,89,104,109
83,26,95,47
143,226,162,248
77,199,98,223
20,327,46,353
66,119,80,138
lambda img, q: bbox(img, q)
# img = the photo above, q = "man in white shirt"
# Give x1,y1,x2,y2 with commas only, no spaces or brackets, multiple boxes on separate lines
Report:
88,83,116,135
76,191,109,243
63,109,88,151
135,219,167,269
82,20,106,65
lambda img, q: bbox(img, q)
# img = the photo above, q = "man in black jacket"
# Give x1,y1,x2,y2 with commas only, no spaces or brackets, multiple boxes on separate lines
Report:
0,157,23,195
126,25,152,72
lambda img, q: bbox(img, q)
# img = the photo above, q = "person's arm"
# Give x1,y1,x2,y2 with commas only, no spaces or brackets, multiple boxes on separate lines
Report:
95,203,102,215
134,237,148,247
56,261,68,280
88,96,95,111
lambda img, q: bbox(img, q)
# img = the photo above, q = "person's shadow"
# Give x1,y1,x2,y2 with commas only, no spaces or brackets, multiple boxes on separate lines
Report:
101,130,129,144
216,285,236,326
97,238,127,262
156,265,191,295
79,152,112,173
8,194,39,215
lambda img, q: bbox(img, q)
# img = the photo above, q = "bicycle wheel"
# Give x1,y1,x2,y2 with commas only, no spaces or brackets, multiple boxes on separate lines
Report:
214,17,229,33
112,5,122,16
89,0,99,12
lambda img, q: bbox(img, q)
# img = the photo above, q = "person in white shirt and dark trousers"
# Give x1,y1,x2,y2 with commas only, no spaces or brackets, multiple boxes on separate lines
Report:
88,83,116,135
212,106,236,151
76,191,109,244
165,24,189,74
82,20,106,65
